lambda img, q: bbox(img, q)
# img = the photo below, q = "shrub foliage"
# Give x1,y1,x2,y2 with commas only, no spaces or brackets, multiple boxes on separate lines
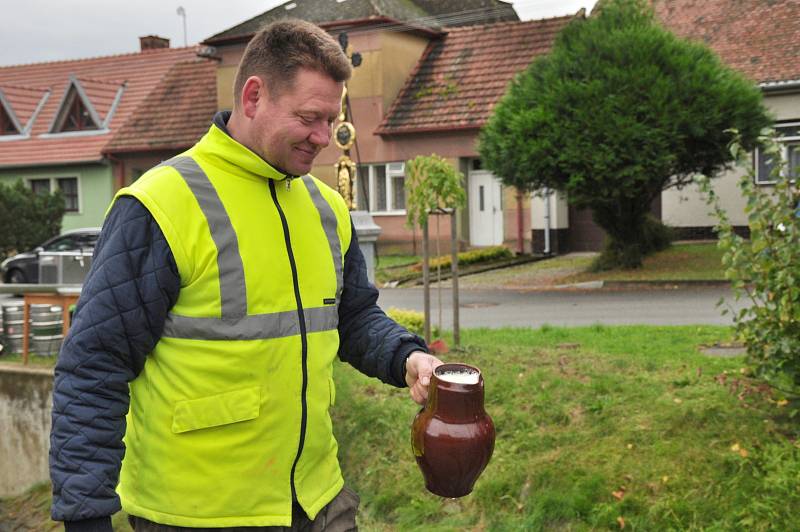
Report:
0,179,65,257
410,245,513,272
698,132,800,399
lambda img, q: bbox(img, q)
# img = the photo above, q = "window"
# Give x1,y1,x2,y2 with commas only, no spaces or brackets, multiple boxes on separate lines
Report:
755,123,800,184
53,89,98,133
57,177,79,212
0,105,19,135
44,236,77,252
355,162,406,213
27,176,80,212
29,178,51,195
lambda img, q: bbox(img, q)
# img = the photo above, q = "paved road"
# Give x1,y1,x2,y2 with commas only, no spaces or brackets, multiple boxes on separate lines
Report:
2,285,745,329
378,285,745,328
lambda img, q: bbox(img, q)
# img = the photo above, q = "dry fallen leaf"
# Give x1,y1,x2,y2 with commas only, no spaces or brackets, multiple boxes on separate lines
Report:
738,448,749,458
731,443,741,452
617,516,626,529
626,443,634,450
673,398,683,404
777,399,789,407
661,475,669,484
612,490,625,500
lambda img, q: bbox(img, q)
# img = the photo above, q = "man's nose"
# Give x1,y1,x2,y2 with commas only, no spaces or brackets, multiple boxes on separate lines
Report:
309,122,331,147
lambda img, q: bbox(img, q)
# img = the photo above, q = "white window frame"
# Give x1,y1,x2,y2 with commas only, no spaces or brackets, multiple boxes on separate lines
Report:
755,122,800,184
26,175,82,214
356,162,407,215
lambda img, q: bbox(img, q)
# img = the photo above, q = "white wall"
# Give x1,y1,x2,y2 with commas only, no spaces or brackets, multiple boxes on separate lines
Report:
531,189,569,229
0,366,53,497
662,91,800,227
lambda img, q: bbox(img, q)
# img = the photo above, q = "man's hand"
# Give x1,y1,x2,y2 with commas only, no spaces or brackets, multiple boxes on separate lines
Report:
404,351,444,406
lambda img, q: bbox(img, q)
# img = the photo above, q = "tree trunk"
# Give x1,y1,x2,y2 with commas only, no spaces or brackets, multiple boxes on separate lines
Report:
451,210,460,347
422,221,431,345
591,199,651,270
516,188,524,255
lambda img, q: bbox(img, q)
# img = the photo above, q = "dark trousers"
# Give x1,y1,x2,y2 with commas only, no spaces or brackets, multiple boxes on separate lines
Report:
128,487,359,532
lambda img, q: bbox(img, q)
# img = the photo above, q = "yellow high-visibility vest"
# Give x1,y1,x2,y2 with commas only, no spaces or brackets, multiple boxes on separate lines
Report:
114,123,352,527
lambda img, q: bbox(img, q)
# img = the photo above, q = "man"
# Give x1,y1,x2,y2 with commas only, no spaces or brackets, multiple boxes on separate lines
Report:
50,19,441,531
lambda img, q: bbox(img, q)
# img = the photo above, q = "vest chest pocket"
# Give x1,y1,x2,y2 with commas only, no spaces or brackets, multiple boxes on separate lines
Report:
172,386,261,434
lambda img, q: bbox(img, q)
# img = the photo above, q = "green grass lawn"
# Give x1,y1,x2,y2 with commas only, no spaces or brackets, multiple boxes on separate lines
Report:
333,325,799,531
563,242,726,283
6,326,797,531
376,254,420,285
378,242,726,289
377,255,420,269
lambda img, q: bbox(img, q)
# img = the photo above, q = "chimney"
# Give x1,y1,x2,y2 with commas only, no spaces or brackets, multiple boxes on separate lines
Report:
139,35,170,51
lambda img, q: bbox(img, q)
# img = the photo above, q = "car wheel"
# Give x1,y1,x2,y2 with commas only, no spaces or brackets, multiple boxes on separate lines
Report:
6,269,26,284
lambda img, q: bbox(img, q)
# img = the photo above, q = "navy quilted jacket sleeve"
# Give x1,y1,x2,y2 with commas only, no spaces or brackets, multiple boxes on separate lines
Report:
50,196,180,529
337,220,428,387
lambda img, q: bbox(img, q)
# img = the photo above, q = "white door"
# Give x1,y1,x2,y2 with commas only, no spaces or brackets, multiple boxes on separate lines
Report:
469,170,504,246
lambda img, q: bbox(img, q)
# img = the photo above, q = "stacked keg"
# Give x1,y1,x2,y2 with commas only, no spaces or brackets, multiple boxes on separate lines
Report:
0,303,63,356
1,302,25,355
30,304,64,356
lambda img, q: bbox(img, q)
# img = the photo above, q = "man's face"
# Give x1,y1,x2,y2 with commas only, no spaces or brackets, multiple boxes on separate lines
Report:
252,68,343,176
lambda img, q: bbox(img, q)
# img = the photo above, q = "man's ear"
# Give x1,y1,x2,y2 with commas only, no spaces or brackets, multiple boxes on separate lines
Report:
240,76,264,119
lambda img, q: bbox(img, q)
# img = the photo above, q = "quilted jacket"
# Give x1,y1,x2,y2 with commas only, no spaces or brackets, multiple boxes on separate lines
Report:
50,193,426,532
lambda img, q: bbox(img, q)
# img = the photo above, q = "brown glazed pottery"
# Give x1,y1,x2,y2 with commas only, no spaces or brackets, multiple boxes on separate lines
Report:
411,363,495,498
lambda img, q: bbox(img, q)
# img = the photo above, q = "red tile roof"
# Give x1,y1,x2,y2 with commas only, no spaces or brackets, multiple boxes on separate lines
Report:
376,14,578,135
0,47,216,167
104,59,218,153
653,0,800,85
0,83,49,129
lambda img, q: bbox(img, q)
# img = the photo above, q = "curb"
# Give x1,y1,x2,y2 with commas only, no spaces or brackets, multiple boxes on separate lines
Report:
524,279,730,291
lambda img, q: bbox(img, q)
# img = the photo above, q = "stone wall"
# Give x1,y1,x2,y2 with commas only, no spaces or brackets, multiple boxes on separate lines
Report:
0,364,53,497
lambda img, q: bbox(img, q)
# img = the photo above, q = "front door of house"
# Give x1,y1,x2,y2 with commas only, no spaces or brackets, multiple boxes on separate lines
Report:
469,170,504,246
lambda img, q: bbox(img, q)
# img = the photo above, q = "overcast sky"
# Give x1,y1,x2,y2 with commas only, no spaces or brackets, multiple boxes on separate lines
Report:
0,0,596,66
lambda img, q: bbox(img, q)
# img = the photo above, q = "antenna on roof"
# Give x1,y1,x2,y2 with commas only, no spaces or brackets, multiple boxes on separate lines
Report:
176,6,188,46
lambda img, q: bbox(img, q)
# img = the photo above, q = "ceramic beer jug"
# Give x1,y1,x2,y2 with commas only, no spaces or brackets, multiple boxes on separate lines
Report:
411,363,495,498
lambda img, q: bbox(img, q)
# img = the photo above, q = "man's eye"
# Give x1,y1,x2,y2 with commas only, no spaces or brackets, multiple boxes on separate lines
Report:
300,115,314,124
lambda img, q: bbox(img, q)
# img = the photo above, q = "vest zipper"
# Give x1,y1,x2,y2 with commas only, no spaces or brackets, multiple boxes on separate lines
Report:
269,179,308,506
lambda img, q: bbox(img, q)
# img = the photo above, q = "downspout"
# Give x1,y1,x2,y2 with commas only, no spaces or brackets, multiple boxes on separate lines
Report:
106,153,125,192
515,188,524,255
543,187,552,255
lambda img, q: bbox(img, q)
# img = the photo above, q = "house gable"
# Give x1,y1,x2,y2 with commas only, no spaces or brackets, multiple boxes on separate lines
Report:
0,84,50,138
47,76,126,135
0,46,211,167
0,94,21,135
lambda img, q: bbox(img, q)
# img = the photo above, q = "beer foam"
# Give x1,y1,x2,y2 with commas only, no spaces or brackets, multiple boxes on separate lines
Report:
437,370,479,384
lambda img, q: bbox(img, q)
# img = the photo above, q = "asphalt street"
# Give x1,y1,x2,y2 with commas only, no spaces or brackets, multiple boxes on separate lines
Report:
378,285,745,328
1,285,745,329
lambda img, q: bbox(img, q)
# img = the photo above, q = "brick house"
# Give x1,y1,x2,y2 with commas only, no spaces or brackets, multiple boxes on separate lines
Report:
203,0,579,253
0,38,217,231
534,0,800,252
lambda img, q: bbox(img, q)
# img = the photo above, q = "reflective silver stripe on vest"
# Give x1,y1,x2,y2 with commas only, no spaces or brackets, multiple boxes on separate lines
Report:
162,305,339,340
160,156,248,319
157,158,342,340
301,175,343,301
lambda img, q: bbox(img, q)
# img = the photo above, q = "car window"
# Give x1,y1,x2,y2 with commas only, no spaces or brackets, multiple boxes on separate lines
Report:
43,236,77,252
76,234,99,247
